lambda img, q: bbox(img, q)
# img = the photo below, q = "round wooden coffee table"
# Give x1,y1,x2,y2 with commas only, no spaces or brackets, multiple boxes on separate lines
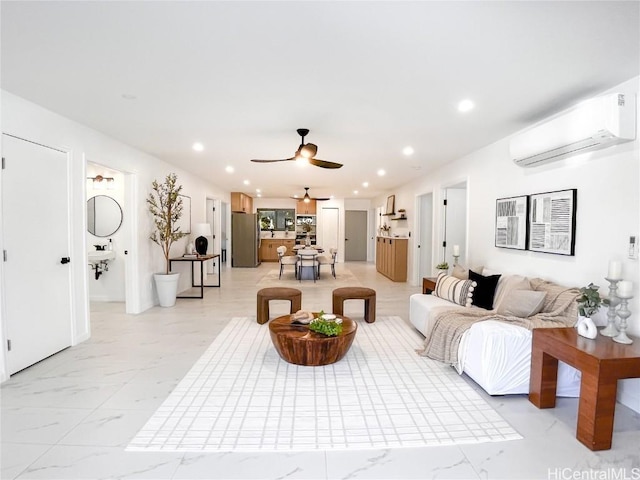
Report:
268,314,357,366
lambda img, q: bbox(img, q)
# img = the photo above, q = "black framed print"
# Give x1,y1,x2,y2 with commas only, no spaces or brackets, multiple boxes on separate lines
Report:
495,195,528,250
528,189,577,256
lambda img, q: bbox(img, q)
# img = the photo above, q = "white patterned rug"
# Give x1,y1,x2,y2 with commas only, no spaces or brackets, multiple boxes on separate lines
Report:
127,317,521,452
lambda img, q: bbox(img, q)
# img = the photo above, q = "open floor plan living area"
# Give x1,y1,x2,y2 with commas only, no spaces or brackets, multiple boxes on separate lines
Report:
2,263,640,479
2,1,640,479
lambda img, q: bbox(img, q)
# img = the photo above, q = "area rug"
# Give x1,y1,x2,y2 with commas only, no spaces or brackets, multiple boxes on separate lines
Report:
127,316,521,452
256,267,361,288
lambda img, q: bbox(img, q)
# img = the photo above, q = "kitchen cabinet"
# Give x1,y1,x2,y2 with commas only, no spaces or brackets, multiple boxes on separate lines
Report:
296,199,316,214
376,236,408,281
231,192,253,213
259,239,296,262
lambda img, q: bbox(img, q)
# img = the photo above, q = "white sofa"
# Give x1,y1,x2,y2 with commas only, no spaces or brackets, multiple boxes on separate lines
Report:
409,271,581,396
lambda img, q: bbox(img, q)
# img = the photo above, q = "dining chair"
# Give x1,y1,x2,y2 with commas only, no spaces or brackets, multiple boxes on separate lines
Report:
317,248,338,278
277,246,299,279
296,248,319,282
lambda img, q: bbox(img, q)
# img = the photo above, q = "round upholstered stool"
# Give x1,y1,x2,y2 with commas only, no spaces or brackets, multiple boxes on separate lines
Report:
332,287,376,323
256,287,302,325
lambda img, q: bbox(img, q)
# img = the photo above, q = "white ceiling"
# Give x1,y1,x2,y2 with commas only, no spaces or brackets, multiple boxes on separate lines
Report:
2,1,639,200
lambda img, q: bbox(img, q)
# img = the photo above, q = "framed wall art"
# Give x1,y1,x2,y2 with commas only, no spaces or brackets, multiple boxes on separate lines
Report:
385,195,395,215
528,189,577,256
495,195,528,250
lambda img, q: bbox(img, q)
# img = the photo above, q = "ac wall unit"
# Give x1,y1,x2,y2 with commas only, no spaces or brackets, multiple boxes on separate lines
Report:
510,93,636,167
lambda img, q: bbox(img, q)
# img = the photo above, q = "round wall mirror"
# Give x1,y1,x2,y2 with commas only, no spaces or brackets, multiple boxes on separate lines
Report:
87,195,123,237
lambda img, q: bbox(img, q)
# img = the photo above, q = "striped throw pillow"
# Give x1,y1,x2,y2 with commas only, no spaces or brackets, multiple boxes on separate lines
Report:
433,272,476,307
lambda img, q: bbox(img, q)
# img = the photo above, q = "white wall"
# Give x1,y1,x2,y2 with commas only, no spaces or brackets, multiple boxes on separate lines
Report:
378,77,640,412
0,91,230,381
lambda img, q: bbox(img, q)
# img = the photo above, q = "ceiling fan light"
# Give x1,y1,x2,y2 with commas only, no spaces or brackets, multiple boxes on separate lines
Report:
299,143,317,159
304,196,310,203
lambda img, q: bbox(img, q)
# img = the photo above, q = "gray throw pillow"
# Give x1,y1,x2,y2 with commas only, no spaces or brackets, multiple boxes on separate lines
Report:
497,290,547,318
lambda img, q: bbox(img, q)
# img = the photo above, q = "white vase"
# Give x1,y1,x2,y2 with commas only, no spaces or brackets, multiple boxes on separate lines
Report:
154,273,180,307
576,315,597,339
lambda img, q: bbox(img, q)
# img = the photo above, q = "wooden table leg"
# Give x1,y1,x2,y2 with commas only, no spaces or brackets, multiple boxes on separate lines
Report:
577,370,618,450
529,347,559,408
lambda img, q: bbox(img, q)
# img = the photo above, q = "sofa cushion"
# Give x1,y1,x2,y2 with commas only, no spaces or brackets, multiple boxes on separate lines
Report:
469,270,501,310
497,290,547,318
433,272,476,307
452,264,484,280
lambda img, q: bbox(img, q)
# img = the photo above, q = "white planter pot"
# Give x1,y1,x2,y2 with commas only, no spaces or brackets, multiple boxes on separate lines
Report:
154,272,180,307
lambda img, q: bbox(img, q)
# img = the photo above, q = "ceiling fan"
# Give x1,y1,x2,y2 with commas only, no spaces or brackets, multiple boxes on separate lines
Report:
251,128,343,169
292,187,331,203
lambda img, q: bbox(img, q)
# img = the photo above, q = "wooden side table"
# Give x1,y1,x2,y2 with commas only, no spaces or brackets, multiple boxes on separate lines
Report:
529,327,640,450
422,277,437,294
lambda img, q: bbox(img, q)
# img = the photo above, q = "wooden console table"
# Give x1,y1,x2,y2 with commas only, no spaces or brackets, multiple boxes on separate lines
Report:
529,327,640,450
169,254,221,299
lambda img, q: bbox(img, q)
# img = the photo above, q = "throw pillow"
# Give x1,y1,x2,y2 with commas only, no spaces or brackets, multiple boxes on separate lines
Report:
469,269,501,310
497,290,547,318
433,272,476,307
452,264,484,280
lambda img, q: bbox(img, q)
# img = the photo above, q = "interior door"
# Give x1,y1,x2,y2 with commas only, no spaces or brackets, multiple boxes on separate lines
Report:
345,210,367,261
320,207,339,251
2,134,72,374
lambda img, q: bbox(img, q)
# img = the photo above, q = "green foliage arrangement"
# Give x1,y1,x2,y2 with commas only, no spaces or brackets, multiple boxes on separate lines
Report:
147,173,187,274
436,262,449,270
577,283,608,317
309,312,343,336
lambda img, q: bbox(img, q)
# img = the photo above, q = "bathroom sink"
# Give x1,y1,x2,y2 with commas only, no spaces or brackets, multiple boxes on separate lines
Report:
88,250,115,264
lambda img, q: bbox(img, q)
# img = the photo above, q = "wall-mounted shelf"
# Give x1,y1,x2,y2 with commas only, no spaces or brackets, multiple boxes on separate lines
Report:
382,212,395,216
391,216,407,221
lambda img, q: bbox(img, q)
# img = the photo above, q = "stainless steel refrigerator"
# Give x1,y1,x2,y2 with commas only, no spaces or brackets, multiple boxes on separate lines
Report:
231,213,261,267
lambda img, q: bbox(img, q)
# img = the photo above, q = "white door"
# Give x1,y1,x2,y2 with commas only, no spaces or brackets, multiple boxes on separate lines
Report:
320,207,339,252
2,134,72,374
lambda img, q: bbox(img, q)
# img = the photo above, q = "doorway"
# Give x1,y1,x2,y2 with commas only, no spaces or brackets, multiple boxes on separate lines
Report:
345,210,367,261
2,134,73,374
443,182,467,266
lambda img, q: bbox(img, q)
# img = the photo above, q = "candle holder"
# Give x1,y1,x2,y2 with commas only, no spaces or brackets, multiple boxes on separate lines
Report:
452,254,460,266
600,278,620,337
613,293,633,345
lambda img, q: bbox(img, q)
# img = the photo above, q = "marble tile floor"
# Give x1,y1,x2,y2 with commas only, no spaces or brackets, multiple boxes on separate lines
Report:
1,262,639,480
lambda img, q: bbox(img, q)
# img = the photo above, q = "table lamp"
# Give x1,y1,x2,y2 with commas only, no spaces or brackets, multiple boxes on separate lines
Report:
193,223,212,255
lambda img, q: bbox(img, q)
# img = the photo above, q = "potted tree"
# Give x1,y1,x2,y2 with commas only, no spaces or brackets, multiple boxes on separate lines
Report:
575,283,606,339
147,173,187,307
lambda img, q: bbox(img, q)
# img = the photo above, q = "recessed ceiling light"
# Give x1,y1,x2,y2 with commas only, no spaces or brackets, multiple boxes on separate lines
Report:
293,194,299,198
458,99,475,112
121,93,137,100
330,195,335,199
353,190,359,195
225,166,234,173
377,169,386,177
256,188,261,193
362,181,369,188
402,146,414,156
257,193,262,198
243,180,250,185
192,142,204,152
